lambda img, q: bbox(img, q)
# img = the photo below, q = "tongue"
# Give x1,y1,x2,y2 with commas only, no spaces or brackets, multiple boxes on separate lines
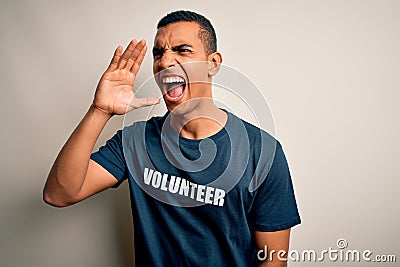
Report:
167,84,184,98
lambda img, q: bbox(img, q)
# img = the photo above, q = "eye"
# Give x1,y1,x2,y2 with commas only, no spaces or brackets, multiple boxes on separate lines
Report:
179,48,192,53
153,52,161,59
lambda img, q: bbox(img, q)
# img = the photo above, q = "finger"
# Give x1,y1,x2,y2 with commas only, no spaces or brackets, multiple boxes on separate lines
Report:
130,39,146,62
130,41,147,74
125,40,145,70
117,39,138,69
107,46,123,71
130,96,160,109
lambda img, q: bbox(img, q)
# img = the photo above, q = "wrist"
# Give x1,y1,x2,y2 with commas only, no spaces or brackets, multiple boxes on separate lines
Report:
89,104,113,121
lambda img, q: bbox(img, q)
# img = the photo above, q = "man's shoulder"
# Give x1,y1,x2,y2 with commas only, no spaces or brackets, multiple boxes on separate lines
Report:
229,112,277,144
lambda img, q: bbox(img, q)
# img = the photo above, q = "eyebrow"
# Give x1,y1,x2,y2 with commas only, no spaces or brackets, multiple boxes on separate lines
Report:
152,43,193,56
152,47,164,55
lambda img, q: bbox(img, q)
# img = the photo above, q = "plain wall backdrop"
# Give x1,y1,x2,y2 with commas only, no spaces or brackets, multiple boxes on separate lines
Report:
1,0,399,266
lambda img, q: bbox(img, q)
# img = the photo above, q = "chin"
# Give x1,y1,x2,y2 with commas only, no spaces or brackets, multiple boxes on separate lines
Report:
168,99,197,116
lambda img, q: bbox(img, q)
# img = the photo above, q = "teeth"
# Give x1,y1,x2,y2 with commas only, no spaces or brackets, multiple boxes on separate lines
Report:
162,76,185,84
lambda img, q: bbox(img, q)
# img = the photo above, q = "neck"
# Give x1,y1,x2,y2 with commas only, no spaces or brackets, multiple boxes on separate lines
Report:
170,98,228,140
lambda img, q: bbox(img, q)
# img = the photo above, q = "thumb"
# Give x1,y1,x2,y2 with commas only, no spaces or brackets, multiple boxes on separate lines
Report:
130,96,160,109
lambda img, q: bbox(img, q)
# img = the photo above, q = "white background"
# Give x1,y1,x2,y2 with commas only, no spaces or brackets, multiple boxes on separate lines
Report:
1,0,399,266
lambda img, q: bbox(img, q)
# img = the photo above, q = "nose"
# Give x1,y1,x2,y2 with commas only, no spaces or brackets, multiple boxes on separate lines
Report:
158,50,177,70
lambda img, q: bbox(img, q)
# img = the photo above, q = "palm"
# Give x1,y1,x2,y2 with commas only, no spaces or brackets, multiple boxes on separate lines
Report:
93,40,159,115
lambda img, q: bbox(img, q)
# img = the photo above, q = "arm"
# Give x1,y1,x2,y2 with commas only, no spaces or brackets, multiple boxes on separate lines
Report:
255,229,291,267
43,39,159,207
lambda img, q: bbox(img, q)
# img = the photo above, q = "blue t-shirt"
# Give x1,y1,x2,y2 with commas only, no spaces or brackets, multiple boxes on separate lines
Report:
91,111,301,266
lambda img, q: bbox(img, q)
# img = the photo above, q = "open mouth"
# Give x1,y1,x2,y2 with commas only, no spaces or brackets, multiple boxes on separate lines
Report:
161,75,187,102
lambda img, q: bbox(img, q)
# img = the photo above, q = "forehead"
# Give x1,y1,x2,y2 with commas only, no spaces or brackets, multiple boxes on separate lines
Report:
154,21,202,46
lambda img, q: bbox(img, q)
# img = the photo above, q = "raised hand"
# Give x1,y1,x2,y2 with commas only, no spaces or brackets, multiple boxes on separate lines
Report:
93,39,159,116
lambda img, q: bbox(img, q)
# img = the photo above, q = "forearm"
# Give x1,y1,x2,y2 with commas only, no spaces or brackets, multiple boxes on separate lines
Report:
259,261,287,267
43,105,111,206
255,229,290,267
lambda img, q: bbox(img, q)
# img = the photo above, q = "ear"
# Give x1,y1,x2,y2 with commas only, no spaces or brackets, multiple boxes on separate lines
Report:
208,52,223,77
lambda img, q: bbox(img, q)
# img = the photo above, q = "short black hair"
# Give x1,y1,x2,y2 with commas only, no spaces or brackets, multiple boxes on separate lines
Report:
157,10,217,55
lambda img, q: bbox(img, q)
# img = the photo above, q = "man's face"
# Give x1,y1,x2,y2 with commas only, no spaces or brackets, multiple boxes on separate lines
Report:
153,22,211,112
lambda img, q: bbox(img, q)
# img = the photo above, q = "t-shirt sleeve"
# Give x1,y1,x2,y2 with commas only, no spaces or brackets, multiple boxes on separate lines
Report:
252,141,301,232
90,130,128,187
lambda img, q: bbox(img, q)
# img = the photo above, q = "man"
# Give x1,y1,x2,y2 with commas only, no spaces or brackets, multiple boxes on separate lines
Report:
43,10,300,266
